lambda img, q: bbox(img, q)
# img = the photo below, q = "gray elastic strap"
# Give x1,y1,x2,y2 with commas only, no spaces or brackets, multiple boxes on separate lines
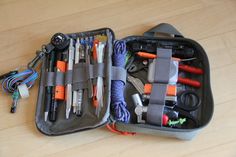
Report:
44,71,65,87
55,72,64,86
153,48,172,83
45,72,54,86
147,48,171,126
111,66,127,84
157,48,172,58
65,70,73,85
89,63,104,79
147,83,167,126
72,82,89,91
71,63,105,84
69,63,87,85
147,105,164,126
149,83,167,104
70,63,105,91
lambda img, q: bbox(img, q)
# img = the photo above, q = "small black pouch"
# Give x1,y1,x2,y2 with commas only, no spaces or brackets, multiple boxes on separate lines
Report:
35,23,214,140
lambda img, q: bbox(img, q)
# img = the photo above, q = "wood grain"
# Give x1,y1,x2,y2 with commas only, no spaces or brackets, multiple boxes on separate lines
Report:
0,0,236,156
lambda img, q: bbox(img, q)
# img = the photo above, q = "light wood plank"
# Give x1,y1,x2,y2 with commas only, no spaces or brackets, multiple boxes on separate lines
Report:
0,0,123,32
0,124,114,157
0,0,205,73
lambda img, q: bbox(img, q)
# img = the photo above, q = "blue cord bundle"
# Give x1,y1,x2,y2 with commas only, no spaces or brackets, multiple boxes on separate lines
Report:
111,40,130,123
2,69,38,93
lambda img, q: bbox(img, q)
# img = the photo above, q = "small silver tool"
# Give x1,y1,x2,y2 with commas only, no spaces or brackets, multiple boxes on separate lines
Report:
127,75,144,94
66,38,74,119
132,93,147,123
72,38,80,114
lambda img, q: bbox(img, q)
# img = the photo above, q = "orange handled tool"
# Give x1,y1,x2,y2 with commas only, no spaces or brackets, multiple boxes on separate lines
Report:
92,39,100,115
55,61,66,100
92,39,99,62
179,65,203,75
137,52,157,59
178,77,201,88
92,86,99,108
136,52,180,61
144,84,177,96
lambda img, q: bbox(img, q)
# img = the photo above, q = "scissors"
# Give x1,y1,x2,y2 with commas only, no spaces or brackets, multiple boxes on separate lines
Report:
166,90,201,127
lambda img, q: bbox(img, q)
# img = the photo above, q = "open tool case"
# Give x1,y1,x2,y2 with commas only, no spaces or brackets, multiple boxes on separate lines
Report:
35,23,214,140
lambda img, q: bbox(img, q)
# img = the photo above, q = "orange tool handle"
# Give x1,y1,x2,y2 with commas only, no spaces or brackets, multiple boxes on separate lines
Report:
178,77,201,88
137,52,157,59
56,61,66,72
92,85,99,108
55,61,66,100
144,84,177,96
137,52,180,61
179,65,203,75
93,39,99,62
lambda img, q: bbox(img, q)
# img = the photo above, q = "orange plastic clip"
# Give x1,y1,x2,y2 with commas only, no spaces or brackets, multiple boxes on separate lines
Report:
55,61,66,100
144,84,177,96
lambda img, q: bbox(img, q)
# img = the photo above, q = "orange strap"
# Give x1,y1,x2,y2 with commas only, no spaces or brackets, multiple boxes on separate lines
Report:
144,84,177,96
106,123,136,136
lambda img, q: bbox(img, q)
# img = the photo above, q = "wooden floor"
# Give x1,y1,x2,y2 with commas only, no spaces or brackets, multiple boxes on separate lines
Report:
0,0,236,156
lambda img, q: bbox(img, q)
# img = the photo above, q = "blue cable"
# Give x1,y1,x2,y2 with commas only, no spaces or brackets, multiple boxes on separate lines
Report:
111,40,130,123
2,69,38,93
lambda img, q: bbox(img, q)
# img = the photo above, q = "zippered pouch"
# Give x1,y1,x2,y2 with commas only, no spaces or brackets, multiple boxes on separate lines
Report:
35,23,214,140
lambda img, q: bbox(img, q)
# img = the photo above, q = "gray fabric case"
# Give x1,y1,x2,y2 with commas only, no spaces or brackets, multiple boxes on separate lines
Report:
35,24,214,140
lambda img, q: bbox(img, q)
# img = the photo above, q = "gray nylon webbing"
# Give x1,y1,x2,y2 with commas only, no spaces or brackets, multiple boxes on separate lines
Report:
44,63,127,88
153,48,172,83
111,66,127,84
147,48,172,126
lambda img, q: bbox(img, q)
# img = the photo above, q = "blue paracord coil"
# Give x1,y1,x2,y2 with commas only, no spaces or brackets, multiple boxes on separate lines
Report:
111,40,130,123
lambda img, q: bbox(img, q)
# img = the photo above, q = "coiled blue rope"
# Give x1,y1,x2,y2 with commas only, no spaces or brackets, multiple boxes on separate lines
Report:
111,40,130,123
2,69,38,93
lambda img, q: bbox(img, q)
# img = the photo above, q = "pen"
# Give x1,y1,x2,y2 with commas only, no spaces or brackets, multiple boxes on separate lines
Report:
44,51,56,121
66,39,74,119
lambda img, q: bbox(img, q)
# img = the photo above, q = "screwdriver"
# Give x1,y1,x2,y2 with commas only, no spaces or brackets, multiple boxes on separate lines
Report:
72,38,80,114
66,39,75,119
92,39,99,115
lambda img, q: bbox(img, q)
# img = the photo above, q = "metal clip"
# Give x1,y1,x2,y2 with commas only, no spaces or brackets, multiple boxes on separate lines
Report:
27,45,48,69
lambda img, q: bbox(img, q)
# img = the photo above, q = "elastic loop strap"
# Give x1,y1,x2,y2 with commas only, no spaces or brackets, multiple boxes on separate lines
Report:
111,66,127,84
153,48,172,83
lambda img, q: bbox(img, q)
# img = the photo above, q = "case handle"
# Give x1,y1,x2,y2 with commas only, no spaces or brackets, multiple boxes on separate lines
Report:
143,23,183,38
